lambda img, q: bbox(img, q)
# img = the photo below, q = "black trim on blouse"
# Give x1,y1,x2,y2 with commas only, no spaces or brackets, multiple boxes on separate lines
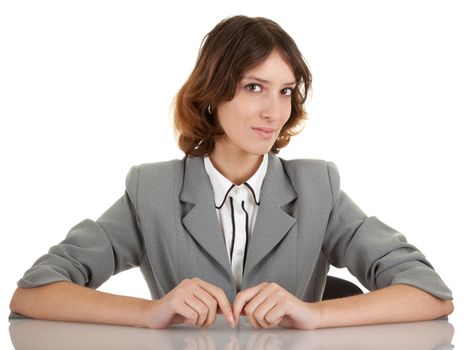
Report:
213,182,259,272
243,182,260,205
215,184,236,209
229,196,236,264
241,200,250,274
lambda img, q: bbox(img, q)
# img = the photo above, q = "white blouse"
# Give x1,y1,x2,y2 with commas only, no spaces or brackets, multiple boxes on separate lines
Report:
203,154,268,290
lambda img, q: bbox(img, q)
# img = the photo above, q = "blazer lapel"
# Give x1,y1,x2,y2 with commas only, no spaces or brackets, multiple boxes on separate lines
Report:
179,156,233,278
243,153,297,279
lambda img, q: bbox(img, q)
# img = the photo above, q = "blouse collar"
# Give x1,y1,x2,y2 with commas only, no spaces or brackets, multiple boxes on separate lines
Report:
203,153,269,208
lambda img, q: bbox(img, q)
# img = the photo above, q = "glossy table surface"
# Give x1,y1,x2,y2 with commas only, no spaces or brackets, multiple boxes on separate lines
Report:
9,315,454,350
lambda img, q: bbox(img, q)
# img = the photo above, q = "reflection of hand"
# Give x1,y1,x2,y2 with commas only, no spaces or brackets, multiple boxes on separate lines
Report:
144,278,235,329
223,334,240,350
181,333,240,350
182,333,215,350
9,317,454,350
233,282,318,329
182,333,217,350
245,332,284,350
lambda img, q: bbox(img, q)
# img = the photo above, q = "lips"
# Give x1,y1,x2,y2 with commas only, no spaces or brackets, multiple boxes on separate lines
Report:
252,127,276,139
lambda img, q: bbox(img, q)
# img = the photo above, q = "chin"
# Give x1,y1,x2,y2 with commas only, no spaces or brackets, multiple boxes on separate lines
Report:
237,140,275,157
244,147,272,157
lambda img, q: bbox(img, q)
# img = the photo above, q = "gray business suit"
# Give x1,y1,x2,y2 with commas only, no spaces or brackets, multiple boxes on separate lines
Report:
18,154,452,303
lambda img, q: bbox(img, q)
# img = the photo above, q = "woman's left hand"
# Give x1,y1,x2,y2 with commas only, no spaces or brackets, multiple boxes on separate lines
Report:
232,282,319,329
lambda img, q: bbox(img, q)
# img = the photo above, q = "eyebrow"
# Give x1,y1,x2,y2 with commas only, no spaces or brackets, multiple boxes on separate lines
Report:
242,75,297,86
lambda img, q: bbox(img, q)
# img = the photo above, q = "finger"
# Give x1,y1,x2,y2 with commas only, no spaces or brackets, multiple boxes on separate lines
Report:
261,299,288,327
195,278,235,327
266,296,302,328
171,299,200,326
240,284,278,328
188,284,218,327
244,288,281,329
253,297,279,328
233,283,267,324
183,295,209,326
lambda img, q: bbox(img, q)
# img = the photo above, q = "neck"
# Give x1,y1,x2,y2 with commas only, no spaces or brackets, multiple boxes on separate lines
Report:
208,147,264,185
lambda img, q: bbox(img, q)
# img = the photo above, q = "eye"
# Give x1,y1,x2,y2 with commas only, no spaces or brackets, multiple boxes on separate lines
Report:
245,83,263,93
281,87,294,96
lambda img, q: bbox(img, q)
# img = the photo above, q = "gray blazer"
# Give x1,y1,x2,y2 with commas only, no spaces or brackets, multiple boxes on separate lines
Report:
18,154,452,303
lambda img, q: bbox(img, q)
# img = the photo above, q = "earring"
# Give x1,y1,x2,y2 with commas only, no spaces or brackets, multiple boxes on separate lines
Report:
207,105,212,115
193,139,204,150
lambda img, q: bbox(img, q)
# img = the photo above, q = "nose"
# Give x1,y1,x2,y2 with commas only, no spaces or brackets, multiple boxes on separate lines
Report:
259,94,280,121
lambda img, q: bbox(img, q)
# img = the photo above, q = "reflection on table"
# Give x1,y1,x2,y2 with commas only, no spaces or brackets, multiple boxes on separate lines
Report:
9,315,454,350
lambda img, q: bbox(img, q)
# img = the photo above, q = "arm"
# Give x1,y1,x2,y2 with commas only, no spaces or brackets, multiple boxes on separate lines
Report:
11,163,235,328
323,162,453,299
232,161,454,329
12,167,146,321
10,282,151,327
313,284,453,329
10,279,236,328
232,282,452,329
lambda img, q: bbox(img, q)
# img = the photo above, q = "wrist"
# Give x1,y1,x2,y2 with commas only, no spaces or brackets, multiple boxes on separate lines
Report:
310,301,324,329
135,299,157,328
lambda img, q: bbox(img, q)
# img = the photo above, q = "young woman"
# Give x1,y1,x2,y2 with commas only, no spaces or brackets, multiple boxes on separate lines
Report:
10,15,453,330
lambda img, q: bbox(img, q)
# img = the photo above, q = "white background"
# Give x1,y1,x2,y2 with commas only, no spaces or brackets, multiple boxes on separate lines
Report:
1,0,475,348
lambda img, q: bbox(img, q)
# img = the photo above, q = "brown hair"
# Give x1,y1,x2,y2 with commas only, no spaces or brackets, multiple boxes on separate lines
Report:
173,15,312,156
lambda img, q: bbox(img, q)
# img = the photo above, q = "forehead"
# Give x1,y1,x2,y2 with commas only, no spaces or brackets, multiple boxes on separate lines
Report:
242,51,295,83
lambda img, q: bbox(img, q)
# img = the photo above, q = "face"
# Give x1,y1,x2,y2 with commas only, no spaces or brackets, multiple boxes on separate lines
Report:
214,50,296,158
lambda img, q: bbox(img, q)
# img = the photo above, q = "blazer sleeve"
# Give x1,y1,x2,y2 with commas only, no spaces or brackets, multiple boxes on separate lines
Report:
18,166,145,289
322,161,452,300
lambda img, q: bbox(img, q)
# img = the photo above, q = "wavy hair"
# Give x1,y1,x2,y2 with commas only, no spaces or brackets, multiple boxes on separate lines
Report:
173,15,312,156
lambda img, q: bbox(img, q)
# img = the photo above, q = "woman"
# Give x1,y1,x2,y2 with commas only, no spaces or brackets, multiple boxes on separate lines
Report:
10,15,453,330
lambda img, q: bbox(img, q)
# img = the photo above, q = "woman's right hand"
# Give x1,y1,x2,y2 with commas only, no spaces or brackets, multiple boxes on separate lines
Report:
144,278,236,329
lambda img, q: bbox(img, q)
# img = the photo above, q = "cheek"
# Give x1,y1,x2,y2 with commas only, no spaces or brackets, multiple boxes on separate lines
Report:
280,99,292,116
281,106,292,125
217,110,244,137
223,119,242,137
219,102,251,130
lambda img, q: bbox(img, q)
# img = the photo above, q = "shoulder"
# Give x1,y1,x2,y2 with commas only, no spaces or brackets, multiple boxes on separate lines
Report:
278,156,341,203
279,156,339,180
280,157,328,171
124,158,185,198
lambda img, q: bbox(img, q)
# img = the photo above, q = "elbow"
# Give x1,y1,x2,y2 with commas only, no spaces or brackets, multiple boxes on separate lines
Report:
431,296,454,320
10,287,34,317
10,288,23,314
442,299,454,317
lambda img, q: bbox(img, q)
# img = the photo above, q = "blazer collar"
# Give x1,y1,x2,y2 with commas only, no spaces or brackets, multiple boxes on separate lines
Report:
179,153,297,281
242,153,297,280
179,153,296,205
